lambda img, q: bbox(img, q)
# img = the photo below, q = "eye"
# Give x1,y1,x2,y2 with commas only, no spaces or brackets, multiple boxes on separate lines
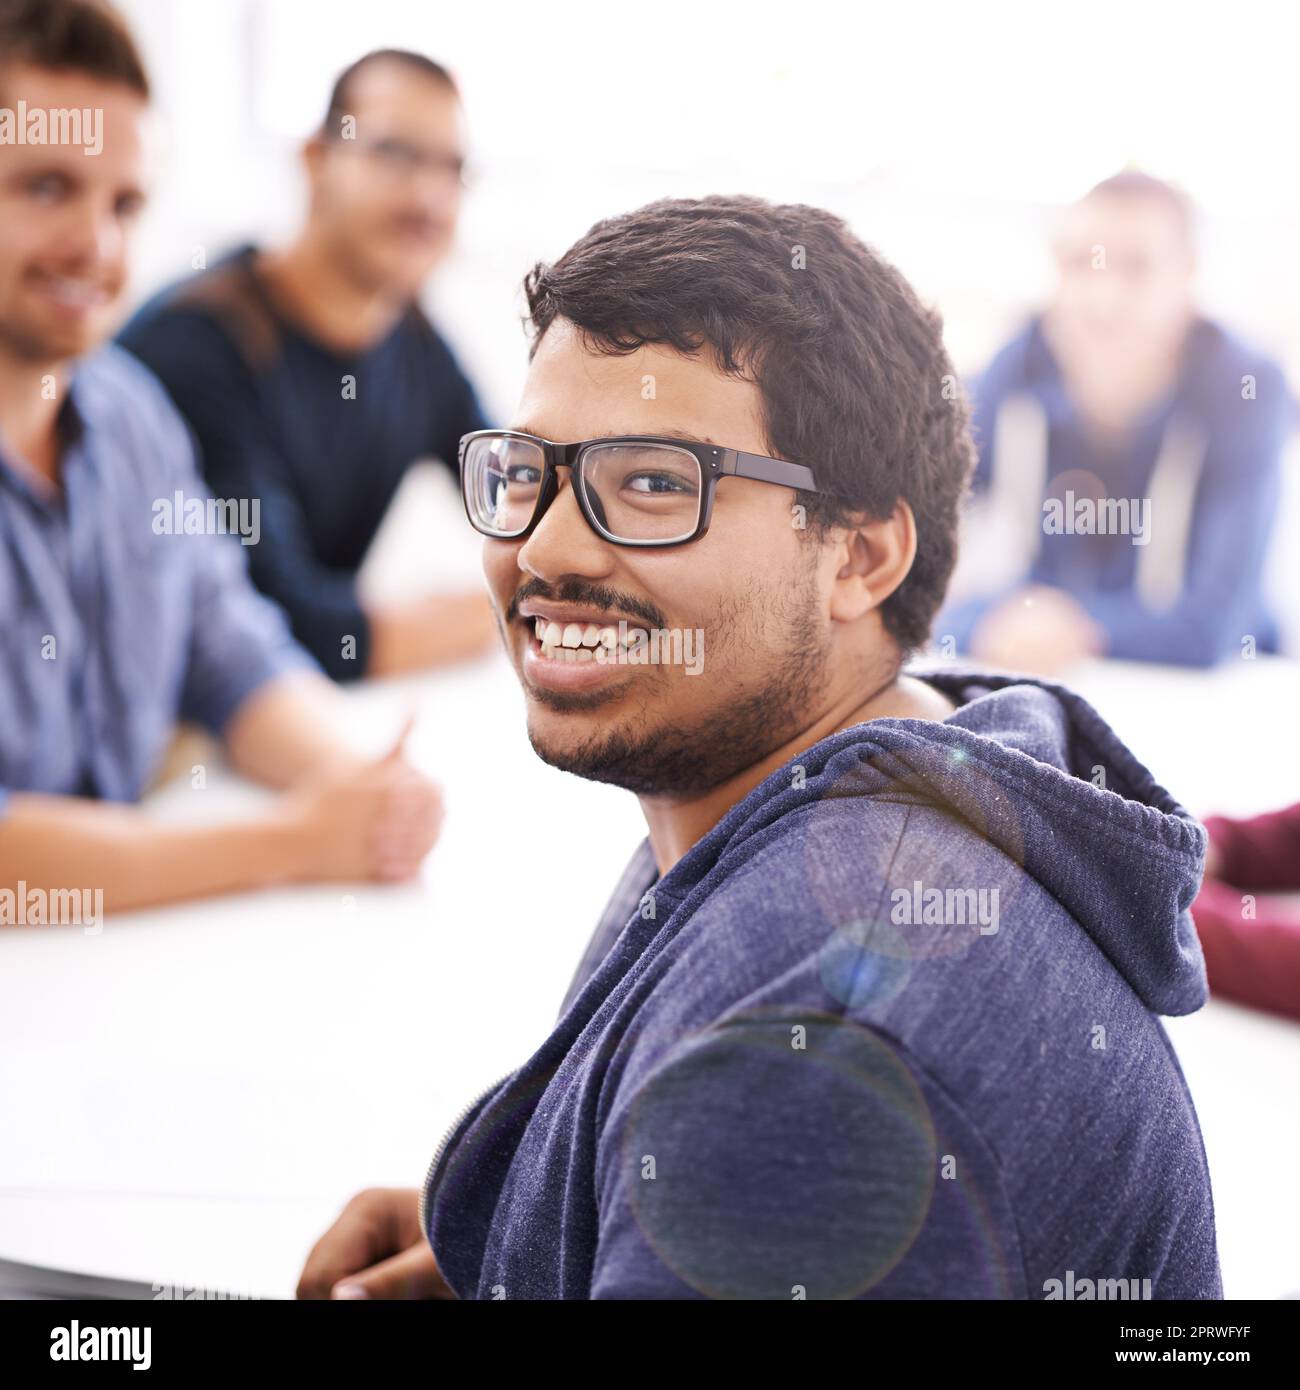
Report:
503,462,542,486
371,138,420,171
24,172,72,202
624,471,695,495
115,190,145,221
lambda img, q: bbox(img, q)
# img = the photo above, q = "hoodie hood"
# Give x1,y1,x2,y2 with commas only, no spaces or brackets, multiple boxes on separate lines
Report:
658,667,1209,1017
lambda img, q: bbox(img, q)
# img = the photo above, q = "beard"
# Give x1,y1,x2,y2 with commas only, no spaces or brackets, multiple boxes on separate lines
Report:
525,555,833,797
0,309,90,366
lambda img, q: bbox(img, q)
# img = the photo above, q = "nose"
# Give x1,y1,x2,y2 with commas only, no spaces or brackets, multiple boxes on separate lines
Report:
62,195,124,274
412,161,461,219
516,468,614,583
1080,268,1128,323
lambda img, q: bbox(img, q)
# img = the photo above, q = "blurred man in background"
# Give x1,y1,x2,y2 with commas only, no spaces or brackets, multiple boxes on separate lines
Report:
940,170,1291,673
0,0,443,917
120,48,496,681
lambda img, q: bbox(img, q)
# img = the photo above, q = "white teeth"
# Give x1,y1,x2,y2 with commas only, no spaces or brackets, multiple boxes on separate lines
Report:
46,277,107,308
531,616,627,659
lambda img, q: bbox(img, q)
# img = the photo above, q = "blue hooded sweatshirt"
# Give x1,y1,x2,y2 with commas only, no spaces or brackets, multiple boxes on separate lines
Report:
421,669,1222,1300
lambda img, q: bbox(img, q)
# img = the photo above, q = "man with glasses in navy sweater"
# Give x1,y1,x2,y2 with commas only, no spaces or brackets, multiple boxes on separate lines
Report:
121,48,496,681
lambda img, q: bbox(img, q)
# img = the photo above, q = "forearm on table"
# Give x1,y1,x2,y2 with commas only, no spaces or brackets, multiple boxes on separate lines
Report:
223,670,361,790
0,793,313,917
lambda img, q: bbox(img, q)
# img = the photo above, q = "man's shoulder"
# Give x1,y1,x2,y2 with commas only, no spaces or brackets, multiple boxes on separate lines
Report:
973,316,1049,402
653,793,1182,1105
119,246,277,375
391,300,471,379
73,341,183,424
1185,317,1290,411
69,345,196,488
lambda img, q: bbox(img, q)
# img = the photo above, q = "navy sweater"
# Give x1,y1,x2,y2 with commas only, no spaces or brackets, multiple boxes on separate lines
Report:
422,669,1222,1300
119,246,488,679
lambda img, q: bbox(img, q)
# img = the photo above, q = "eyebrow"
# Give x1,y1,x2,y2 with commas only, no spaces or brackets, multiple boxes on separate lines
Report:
509,424,720,447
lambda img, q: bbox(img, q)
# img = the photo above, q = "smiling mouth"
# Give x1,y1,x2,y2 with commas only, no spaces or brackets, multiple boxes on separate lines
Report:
35,274,112,310
530,616,638,662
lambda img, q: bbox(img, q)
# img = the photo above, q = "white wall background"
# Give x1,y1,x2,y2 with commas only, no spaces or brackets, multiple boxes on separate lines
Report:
116,0,1300,399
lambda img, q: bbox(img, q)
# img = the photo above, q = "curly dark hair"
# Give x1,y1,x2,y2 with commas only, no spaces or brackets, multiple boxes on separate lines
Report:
522,194,976,655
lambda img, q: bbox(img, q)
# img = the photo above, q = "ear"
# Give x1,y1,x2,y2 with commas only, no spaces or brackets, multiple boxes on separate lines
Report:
827,499,917,624
302,135,327,180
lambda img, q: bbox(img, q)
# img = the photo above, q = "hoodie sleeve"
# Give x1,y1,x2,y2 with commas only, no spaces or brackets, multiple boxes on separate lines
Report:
590,1013,1026,1300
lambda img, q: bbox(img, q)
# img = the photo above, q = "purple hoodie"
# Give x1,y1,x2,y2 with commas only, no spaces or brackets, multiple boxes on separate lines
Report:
422,669,1221,1300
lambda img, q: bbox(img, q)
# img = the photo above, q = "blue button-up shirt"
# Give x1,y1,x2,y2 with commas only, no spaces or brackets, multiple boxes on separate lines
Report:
0,345,313,819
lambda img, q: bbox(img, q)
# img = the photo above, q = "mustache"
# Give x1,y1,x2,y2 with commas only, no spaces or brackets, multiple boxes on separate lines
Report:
507,578,665,630
386,212,444,237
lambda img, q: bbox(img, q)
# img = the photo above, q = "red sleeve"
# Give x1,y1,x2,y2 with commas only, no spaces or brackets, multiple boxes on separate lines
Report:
1193,877,1300,1022
1203,802,1300,892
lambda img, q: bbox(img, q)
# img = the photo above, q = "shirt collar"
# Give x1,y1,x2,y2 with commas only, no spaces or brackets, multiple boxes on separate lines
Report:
0,363,90,505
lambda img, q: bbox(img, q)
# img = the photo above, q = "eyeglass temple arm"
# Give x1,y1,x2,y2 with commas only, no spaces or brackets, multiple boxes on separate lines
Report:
726,450,819,493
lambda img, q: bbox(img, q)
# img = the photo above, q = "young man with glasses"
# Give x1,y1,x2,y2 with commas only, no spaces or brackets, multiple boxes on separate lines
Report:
120,48,496,680
299,196,1221,1300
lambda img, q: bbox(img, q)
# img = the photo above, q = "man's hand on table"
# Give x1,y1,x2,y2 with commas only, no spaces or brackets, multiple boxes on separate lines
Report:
282,717,444,883
297,1188,455,1300
969,584,1107,678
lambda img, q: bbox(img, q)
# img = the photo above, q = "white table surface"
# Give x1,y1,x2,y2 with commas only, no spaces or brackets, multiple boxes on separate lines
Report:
2,651,1298,1299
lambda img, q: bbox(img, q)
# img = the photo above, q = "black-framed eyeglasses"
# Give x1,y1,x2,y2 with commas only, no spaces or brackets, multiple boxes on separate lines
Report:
458,429,824,547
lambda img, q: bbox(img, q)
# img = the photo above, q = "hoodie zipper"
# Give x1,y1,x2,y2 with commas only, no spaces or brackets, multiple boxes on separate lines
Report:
417,1071,514,1239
